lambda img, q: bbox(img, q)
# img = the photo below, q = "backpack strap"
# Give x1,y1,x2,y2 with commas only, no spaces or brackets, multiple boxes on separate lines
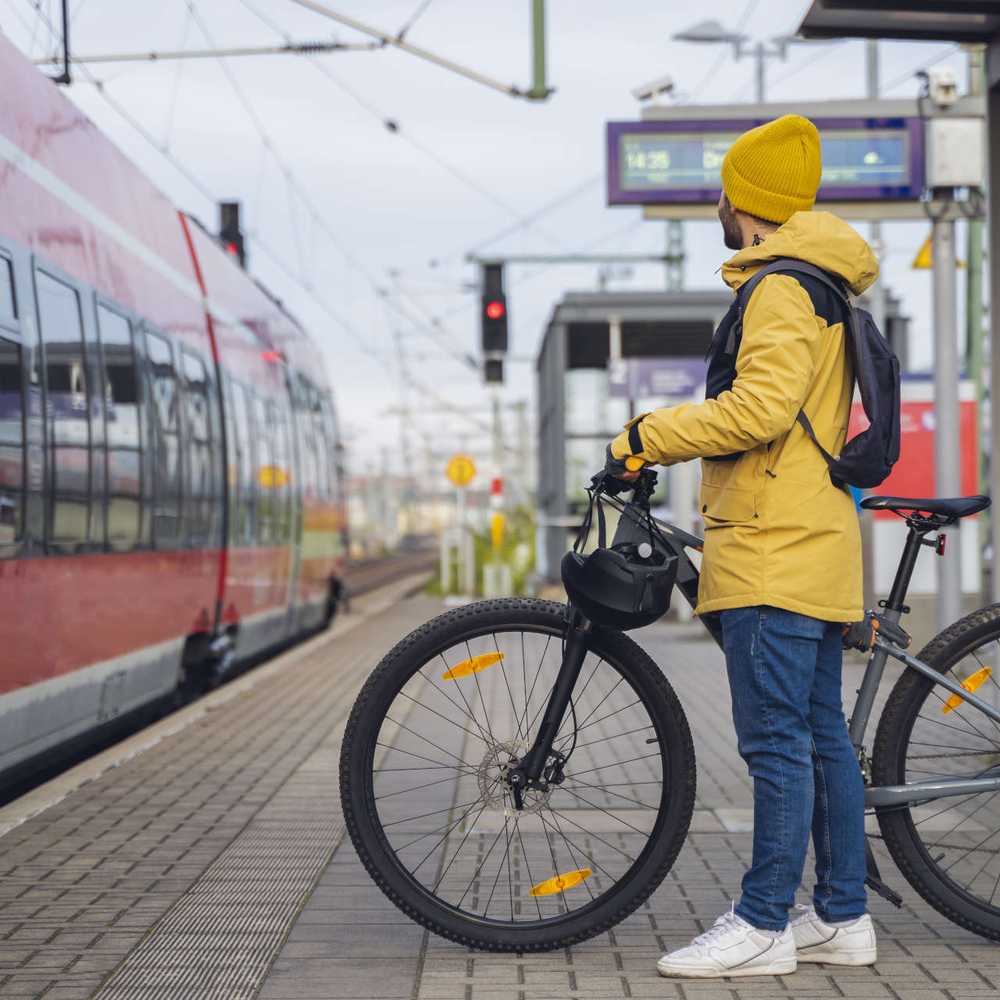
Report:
737,258,856,466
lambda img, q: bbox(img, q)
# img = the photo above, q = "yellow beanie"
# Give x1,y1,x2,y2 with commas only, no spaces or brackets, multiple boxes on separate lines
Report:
721,115,822,225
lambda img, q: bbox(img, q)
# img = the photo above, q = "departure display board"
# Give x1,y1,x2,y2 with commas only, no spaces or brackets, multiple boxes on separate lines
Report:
607,118,924,205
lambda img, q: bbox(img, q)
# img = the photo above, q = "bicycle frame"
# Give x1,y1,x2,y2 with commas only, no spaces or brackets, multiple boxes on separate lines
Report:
601,492,1000,812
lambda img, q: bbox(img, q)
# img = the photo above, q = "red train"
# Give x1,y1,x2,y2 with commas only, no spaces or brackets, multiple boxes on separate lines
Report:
0,33,347,782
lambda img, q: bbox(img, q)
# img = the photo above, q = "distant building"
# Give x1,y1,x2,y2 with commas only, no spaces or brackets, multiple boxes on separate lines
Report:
535,289,731,580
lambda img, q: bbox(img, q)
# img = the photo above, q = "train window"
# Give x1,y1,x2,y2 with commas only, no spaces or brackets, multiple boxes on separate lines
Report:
0,337,24,544
296,401,317,500
310,388,329,502
145,330,181,546
253,393,274,544
271,400,292,543
97,304,141,547
0,258,15,325
182,350,213,546
321,396,339,500
36,270,90,545
230,380,255,544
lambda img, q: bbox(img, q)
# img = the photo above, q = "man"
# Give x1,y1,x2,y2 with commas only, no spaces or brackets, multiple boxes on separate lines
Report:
607,115,879,978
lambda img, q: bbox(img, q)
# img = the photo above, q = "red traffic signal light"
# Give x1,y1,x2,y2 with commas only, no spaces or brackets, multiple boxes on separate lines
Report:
486,300,505,320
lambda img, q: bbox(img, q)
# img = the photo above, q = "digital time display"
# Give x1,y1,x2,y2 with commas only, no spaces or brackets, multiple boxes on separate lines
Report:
607,118,923,205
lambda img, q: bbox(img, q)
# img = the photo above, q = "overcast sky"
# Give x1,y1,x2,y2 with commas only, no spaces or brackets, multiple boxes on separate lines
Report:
0,0,975,478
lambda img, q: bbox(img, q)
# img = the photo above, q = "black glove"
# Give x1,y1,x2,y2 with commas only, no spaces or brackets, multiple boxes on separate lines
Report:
605,443,631,480
842,615,879,651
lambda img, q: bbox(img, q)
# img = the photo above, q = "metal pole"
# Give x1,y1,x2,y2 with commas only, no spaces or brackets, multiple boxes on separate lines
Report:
989,46,1000,606
865,39,878,98
530,0,549,100
287,0,543,100
755,41,765,102
932,212,963,630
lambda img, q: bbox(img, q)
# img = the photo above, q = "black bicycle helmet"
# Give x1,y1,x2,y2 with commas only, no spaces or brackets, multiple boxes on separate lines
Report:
561,541,677,631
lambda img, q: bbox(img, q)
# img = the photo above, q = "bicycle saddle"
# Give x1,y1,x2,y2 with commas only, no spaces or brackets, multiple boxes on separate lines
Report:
860,495,992,521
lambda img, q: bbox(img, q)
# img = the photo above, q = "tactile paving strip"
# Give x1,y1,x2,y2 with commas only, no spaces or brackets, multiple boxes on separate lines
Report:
91,760,344,999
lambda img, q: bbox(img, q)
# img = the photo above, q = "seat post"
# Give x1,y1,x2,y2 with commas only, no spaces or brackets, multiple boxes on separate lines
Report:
883,524,926,615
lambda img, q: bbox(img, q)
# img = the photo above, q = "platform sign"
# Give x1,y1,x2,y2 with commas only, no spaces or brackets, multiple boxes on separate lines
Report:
608,357,708,399
446,454,476,488
607,118,924,206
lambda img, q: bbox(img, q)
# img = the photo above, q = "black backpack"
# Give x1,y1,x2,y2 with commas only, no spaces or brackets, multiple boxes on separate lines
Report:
735,257,901,490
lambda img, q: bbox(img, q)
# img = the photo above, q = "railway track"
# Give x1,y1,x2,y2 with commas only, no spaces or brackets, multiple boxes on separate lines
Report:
344,550,438,598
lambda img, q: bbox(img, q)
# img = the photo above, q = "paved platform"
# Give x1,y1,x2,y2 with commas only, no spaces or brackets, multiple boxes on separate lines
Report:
1,593,999,1000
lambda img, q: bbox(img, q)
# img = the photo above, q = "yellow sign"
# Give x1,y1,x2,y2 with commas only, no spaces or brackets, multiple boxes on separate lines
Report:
259,465,289,488
490,512,504,553
912,233,965,270
446,454,476,488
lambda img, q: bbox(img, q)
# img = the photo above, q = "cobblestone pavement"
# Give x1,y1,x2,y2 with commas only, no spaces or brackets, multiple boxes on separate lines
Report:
2,595,999,999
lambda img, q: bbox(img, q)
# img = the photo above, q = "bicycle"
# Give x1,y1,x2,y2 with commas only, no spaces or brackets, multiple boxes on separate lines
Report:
340,467,1000,952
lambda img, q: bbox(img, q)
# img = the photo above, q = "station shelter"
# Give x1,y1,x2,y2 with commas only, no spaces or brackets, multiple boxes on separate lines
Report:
535,287,913,588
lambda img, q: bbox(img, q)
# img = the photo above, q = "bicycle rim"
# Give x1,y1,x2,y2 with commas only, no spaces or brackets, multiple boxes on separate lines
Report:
880,631,1000,918
361,618,674,933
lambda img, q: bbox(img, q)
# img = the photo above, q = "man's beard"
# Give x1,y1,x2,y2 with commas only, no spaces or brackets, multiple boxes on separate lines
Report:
718,197,743,251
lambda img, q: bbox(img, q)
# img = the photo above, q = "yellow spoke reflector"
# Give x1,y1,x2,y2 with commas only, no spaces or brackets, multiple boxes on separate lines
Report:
529,868,592,897
442,652,504,680
942,666,992,714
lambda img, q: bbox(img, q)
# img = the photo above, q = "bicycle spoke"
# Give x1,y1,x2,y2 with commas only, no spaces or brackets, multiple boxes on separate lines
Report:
573,724,657,751
571,752,661,778
384,715,478,771
492,632,525,742
562,774,660,809
375,742,477,776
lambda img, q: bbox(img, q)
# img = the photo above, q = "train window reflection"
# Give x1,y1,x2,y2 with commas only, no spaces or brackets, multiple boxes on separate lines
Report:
271,401,292,543
36,271,90,544
146,330,181,546
0,258,15,325
182,350,213,546
231,380,255,544
0,337,24,545
97,304,140,547
310,389,328,502
254,394,274,544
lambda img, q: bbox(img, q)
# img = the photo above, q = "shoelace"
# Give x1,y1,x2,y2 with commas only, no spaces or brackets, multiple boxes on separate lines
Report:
691,904,744,947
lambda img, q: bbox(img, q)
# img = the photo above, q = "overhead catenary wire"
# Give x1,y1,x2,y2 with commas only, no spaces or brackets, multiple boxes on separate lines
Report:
180,0,476,369
16,0,512,446
679,0,760,105
396,0,435,41
881,42,962,95
234,0,569,253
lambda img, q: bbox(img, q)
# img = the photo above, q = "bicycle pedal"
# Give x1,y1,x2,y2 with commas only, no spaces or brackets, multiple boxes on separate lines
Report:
865,873,903,908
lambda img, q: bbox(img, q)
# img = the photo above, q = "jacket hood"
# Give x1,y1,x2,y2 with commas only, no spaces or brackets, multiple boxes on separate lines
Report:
721,210,879,296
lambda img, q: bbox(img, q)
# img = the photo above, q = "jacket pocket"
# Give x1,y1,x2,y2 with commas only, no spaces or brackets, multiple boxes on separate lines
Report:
700,481,756,526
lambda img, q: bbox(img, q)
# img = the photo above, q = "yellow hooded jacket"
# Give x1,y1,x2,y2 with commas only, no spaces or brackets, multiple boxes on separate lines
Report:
611,211,878,622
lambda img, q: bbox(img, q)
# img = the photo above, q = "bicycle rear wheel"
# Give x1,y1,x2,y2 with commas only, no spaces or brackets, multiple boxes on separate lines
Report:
873,604,1000,940
340,598,696,952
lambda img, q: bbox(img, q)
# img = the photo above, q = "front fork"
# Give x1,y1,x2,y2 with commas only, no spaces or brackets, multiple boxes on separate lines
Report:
508,608,591,807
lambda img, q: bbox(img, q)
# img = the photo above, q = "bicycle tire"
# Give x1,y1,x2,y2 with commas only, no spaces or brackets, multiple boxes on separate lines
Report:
340,598,696,952
873,603,1000,941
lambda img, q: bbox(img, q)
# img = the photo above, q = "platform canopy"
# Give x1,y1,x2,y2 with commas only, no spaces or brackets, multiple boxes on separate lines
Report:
797,1,1000,43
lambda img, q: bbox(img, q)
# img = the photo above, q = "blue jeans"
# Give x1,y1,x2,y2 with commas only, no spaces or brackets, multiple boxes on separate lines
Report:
720,605,867,930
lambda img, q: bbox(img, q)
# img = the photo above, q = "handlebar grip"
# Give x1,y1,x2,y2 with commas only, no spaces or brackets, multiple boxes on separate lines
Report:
625,456,647,472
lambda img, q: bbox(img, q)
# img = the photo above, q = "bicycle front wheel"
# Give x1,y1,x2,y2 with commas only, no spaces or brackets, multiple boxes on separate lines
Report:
340,598,696,952
873,604,1000,940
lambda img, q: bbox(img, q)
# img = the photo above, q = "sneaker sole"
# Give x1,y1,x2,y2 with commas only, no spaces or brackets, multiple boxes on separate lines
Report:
796,949,876,967
657,958,797,979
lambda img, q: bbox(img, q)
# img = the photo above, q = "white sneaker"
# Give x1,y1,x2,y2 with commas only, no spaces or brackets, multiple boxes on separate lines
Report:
791,904,877,966
656,907,796,979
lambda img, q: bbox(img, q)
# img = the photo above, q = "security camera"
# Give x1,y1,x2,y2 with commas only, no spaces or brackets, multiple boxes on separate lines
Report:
631,75,675,103
927,67,958,106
